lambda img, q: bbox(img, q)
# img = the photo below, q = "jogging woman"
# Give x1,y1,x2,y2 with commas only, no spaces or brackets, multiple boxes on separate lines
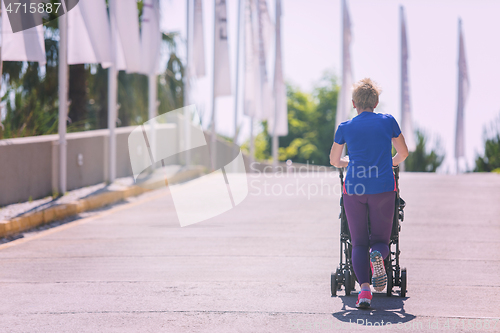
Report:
329,78,409,309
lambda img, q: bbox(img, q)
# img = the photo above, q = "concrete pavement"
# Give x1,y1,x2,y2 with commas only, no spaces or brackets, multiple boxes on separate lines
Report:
0,172,499,332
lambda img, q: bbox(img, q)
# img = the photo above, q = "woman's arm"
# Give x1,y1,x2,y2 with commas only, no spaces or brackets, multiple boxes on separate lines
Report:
330,142,349,168
392,133,409,166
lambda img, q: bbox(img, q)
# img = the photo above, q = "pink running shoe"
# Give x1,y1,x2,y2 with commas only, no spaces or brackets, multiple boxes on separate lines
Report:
356,290,372,308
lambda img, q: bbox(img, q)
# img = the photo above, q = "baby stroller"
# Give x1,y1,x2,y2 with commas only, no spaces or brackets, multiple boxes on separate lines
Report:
330,166,407,297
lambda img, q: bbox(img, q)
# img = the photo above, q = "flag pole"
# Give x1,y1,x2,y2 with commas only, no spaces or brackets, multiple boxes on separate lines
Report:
272,123,278,169
455,18,461,175
184,0,191,167
148,0,160,168
210,0,217,170
58,7,68,194
399,5,405,172
148,73,157,167
272,0,281,170
455,17,466,175
241,0,254,171
338,0,347,158
108,0,118,182
456,18,459,175
0,7,4,139
249,117,254,167
233,0,242,156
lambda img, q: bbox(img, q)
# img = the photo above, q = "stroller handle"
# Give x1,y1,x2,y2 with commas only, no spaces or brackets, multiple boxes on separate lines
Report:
338,165,400,190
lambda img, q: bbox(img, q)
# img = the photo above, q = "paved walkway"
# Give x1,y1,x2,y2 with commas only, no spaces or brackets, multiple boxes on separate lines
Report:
0,172,499,332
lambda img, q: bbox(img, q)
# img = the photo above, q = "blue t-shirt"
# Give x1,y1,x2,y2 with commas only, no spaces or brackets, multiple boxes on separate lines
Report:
334,112,401,195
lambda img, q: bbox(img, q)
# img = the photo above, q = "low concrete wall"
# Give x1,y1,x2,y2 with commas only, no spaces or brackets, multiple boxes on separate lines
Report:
0,124,178,206
0,117,310,207
0,135,55,206
65,130,108,192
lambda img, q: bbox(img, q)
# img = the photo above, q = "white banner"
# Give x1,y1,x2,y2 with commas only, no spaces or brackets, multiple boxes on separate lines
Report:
68,0,112,68
193,0,206,77
1,1,46,64
242,0,274,121
243,0,257,117
255,0,273,120
110,0,142,73
214,0,232,96
140,0,161,75
455,19,469,159
258,0,274,57
269,0,287,136
400,6,416,151
335,0,353,131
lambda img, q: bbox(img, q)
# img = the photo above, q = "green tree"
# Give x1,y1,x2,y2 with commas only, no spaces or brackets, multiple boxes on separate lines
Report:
256,72,339,165
312,72,340,163
159,32,185,112
82,31,184,131
1,2,185,138
1,7,60,138
474,114,500,172
404,129,445,172
87,64,109,130
254,72,446,172
68,64,90,128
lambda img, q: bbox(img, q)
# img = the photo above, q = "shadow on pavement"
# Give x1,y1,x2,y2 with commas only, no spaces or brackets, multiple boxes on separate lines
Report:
0,197,134,245
332,292,416,326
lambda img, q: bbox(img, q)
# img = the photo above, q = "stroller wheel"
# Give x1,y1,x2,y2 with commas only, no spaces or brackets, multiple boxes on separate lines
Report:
344,270,351,296
331,272,338,296
386,265,393,297
400,268,407,297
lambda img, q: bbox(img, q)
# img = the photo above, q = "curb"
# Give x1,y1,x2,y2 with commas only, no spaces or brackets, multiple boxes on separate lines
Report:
0,167,205,239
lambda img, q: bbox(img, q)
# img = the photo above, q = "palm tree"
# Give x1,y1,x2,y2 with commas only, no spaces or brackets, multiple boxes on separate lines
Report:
474,114,500,172
1,2,186,138
404,129,445,172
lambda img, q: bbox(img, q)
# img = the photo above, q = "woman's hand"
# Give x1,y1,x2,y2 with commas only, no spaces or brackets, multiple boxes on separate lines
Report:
330,143,349,168
392,134,409,166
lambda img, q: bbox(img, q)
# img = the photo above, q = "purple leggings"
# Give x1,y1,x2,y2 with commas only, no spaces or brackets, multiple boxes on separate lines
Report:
343,191,396,285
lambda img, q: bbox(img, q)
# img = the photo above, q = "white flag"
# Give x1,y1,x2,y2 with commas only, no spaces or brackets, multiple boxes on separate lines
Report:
335,0,353,130
68,0,112,67
255,0,273,120
400,6,416,151
1,1,46,64
193,0,206,77
258,0,273,57
109,0,142,73
269,0,287,136
455,19,469,159
243,0,257,117
243,0,273,120
214,0,232,96
140,0,161,75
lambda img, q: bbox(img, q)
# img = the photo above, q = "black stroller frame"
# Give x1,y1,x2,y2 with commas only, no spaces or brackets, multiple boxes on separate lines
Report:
331,166,407,297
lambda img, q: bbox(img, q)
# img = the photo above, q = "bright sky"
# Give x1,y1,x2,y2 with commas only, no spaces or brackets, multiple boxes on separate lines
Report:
162,0,500,172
